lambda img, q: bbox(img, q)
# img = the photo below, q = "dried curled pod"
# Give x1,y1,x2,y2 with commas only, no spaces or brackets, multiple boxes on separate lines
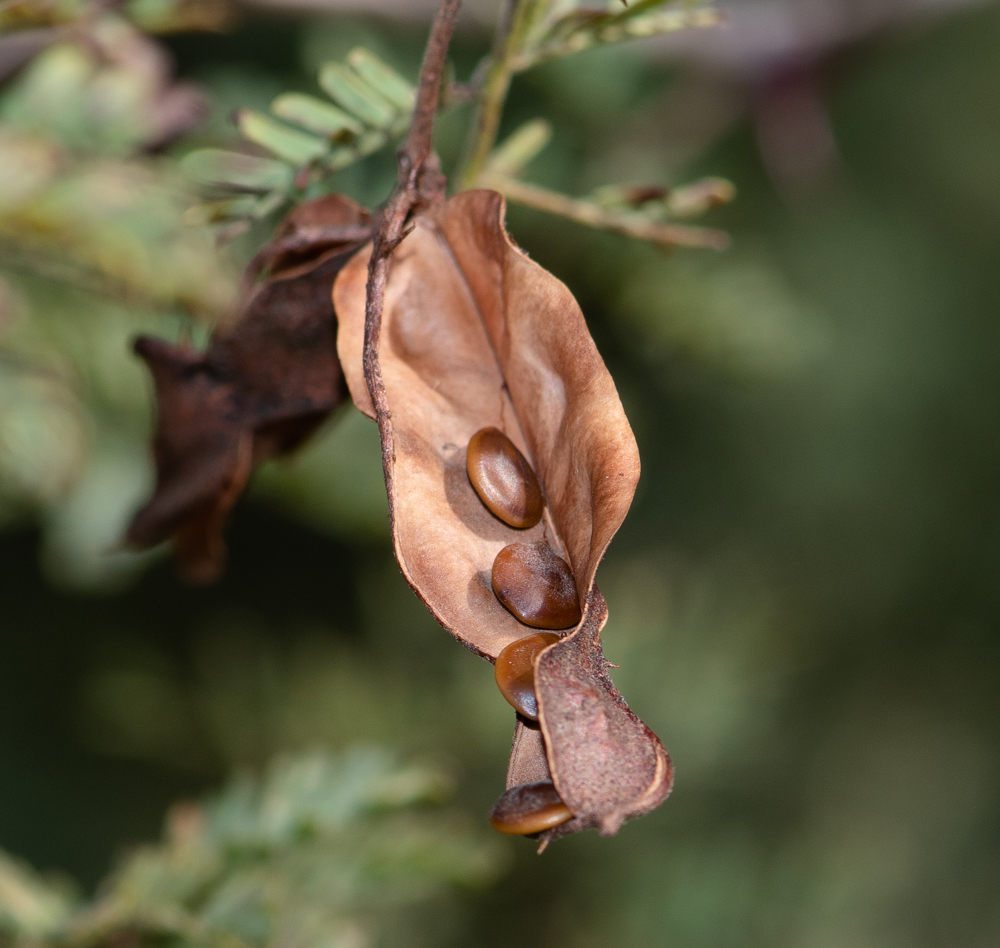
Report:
494,632,560,719
467,426,543,528
127,195,371,582
334,189,672,842
492,542,580,630
489,781,572,836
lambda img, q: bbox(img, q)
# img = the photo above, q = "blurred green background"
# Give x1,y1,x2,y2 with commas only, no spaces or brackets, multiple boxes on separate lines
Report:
2,2,999,947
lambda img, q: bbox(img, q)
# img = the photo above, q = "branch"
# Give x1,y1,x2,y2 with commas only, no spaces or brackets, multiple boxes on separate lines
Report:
362,0,462,507
456,0,534,189
509,7,722,72
480,174,730,250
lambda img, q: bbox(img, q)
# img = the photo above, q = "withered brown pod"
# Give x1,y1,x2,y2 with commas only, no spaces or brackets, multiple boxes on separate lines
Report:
127,194,370,582
334,189,672,843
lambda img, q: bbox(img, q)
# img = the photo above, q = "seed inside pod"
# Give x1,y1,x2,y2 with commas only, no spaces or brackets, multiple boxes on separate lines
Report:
489,781,573,836
495,632,560,719
467,427,543,529
492,542,582,629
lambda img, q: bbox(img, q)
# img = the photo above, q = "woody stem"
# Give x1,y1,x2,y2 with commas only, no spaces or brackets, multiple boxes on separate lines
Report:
362,0,463,508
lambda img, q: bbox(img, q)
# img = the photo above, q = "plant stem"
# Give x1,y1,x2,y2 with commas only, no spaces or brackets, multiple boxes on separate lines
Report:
509,6,722,71
363,0,462,513
479,173,730,250
456,0,534,189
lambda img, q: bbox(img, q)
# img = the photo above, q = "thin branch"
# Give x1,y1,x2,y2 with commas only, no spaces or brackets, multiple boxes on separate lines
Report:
456,0,535,189
362,0,463,511
480,173,730,250
509,7,722,72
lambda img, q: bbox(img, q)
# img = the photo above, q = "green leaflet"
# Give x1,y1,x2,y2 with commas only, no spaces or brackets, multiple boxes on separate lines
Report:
0,850,77,940
486,118,552,178
235,110,328,166
346,48,416,112
175,47,416,237
604,0,677,26
271,93,364,139
318,62,398,130
183,192,286,226
324,130,392,171
181,149,294,192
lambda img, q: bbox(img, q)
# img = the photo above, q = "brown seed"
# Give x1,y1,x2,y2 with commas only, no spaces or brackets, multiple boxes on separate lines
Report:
467,427,543,529
492,542,582,630
495,632,560,719
489,781,573,836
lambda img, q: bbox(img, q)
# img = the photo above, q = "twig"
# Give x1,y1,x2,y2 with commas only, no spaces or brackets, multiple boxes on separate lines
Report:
508,7,723,72
456,0,534,189
362,0,463,510
480,173,730,250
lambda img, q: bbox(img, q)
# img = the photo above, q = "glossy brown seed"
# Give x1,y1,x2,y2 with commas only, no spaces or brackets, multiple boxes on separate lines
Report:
492,542,582,630
495,632,560,719
489,781,573,836
467,427,543,529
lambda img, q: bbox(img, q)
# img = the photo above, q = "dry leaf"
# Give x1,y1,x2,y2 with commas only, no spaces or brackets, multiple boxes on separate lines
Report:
334,189,671,839
127,194,371,581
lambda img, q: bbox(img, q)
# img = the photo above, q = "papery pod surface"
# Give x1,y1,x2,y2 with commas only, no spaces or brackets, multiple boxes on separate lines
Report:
334,189,671,836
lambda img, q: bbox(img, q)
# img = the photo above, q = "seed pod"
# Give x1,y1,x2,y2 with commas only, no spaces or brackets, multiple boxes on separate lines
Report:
334,190,672,842
498,589,675,847
489,781,572,836
128,194,370,582
467,427,543,528
335,191,637,658
492,542,581,630
494,632,560,718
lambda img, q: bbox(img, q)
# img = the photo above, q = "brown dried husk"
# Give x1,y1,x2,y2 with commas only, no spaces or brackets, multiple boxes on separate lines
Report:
127,194,370,582
334,189,672,839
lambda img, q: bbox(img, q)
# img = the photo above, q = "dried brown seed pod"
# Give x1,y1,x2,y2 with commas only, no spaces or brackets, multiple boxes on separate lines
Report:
492,542,581,630
509,589,674,844
127,194,371,582
489,781,572,836
466,426,543,528
494,632,561,719
334,190,672,841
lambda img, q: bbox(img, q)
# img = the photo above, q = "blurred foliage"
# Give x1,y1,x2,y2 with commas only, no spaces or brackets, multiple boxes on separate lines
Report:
0,0,233,34
0,8,238,587
181,47,416,239
181,0,729,245
2,3,1000,948
0,748,501,948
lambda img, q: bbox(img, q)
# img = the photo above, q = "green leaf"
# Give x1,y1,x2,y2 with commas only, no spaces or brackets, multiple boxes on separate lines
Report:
665,176,736,218
317,62,397,129
271,93,364,140
181,149,294,192
0,850,78,940
183,191,287,226
183,196,261,225
250,189,289,219
235,110,328,166
346,48,415,112
322,130,385,172
486,118,552,178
